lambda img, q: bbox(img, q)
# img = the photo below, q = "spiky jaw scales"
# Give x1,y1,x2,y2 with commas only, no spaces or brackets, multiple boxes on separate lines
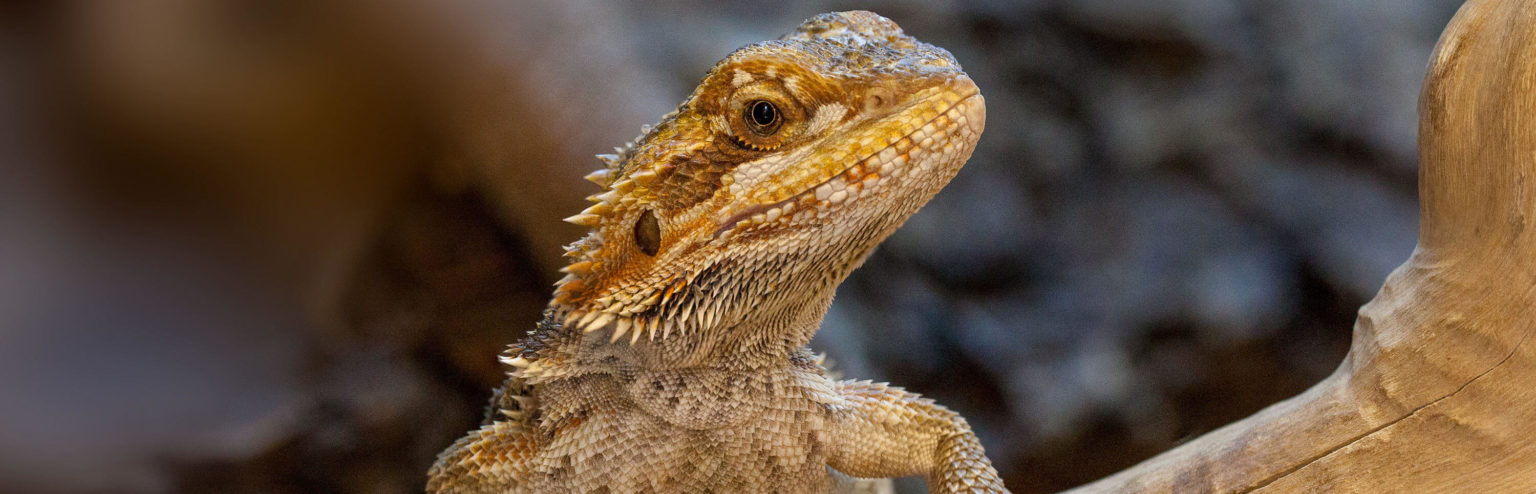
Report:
546,12,986,348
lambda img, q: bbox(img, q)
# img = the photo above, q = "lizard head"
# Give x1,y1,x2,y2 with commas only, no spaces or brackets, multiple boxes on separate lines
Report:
551,11,985,347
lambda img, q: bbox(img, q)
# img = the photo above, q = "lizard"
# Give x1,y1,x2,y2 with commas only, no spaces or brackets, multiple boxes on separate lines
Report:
427,10,1002,493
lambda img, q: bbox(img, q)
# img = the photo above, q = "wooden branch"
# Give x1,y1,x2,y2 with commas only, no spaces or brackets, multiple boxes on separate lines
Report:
1067,0,1536,491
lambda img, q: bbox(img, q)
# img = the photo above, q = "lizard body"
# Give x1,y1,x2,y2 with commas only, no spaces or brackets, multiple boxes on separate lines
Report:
429,11,1002,493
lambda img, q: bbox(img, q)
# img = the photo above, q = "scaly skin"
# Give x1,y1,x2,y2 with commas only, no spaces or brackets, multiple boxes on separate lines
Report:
428,11,1001,493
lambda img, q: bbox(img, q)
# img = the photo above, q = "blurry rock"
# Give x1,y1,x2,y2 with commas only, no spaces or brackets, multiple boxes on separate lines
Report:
1257,0,1463,167
0,221,310,491
1220,155,1419,298
889,164,1037,288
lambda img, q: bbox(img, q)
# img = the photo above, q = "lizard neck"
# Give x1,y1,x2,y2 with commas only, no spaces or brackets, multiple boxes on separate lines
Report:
530,287,836,375
698,287,836,371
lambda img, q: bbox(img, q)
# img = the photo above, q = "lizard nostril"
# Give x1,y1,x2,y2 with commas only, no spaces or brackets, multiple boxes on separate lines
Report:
865,87,895,113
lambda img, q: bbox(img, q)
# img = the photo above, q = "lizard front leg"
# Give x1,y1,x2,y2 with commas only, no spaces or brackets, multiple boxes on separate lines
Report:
427,420,538,493
824,380,1009,493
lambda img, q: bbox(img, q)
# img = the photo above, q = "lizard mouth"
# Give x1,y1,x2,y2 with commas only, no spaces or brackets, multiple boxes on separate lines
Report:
713,89,983,239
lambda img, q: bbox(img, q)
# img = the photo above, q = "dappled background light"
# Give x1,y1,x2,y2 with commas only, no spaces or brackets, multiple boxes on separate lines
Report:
0,0,1457,492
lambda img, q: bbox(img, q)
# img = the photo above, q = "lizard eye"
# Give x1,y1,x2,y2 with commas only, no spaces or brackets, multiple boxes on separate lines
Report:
744,100,781,136
634,210,661,256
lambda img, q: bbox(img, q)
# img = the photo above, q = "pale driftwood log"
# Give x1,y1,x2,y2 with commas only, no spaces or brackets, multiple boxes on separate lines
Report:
1068,0,1536,492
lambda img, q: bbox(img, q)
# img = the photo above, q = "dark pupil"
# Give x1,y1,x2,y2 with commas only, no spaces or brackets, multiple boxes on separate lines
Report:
750,101,777,127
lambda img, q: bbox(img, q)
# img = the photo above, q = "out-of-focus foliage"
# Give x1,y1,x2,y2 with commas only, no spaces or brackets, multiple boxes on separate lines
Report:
0,1,1458,492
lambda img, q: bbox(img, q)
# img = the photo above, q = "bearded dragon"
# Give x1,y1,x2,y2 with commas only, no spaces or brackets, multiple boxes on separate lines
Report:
428,11,1001,493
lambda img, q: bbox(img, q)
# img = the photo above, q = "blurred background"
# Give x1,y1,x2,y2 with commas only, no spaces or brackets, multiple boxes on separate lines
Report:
0,0,1460,492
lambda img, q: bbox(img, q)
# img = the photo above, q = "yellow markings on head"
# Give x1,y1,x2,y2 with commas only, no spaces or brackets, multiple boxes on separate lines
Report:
710,84,982,242
540,10,983,349
782,76,801,93
709,115,731,135
804,103,848,136
732,69,754,87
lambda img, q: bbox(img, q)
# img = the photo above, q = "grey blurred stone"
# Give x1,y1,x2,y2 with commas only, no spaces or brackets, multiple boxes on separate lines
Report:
888,164,1036,284
1226,155,1419,298
839,271,953,377
0,225,310,491
1060,0,1246,48
1188,244,1296,342
1257,0,1463,167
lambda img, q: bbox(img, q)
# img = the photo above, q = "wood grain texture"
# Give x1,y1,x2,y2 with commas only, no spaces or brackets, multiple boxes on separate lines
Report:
1068,0,1536,491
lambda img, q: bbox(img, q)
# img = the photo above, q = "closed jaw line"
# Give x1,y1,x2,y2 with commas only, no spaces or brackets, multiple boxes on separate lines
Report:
713,90,982,239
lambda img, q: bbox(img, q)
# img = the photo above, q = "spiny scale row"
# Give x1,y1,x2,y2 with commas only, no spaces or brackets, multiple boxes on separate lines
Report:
562,309,666,344
558,123,653,228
